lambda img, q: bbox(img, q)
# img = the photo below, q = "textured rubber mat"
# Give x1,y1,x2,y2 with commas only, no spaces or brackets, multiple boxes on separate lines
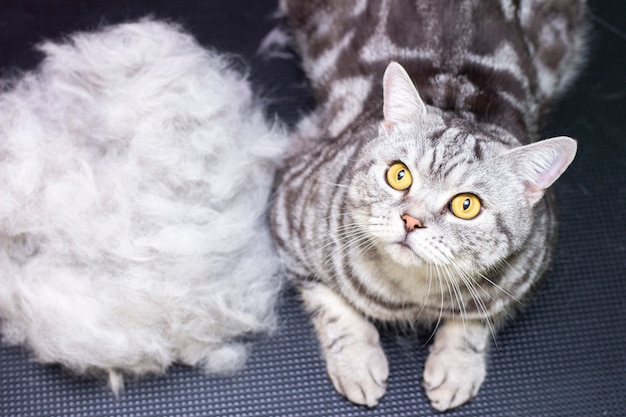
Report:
1,1,624,416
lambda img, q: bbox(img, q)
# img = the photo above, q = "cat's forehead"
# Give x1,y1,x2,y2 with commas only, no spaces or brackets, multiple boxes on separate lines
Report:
378,121,499,162
362,118,511,191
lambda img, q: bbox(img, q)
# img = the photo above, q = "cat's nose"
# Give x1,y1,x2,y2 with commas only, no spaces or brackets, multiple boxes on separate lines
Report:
401,214,424,232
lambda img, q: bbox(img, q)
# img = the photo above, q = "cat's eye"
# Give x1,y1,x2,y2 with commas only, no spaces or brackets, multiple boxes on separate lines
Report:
449,193,482,219
386,162,413,191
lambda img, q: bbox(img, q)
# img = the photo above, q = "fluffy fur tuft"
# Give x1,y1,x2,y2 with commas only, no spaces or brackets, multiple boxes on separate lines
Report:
0,19,287,391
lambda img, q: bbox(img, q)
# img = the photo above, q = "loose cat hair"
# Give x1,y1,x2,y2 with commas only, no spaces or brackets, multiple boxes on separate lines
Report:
0,19,287,393
272,0,587,411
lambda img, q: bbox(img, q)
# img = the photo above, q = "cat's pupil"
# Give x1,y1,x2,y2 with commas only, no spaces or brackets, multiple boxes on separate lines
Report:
463,198,471,211
397,170,405,181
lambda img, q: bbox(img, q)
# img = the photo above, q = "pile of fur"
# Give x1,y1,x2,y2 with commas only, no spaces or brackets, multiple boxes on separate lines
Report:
0,19,287,392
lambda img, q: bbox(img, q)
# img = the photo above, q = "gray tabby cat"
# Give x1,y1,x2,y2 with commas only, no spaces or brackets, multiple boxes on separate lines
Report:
271,0,587,411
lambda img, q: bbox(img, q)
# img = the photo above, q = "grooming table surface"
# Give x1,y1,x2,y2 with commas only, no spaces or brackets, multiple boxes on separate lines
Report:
1,1,624,416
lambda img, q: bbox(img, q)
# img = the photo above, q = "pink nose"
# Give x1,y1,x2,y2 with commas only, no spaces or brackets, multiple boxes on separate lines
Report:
401,214,424,232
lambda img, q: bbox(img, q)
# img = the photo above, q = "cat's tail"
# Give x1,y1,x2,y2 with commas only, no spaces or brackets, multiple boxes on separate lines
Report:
520,0,590,102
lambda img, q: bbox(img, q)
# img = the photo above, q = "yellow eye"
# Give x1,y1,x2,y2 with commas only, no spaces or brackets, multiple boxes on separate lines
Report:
386,162,413,191
450,193,482,219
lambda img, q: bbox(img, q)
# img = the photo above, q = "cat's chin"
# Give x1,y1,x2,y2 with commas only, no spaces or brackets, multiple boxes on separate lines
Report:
384,242,426,268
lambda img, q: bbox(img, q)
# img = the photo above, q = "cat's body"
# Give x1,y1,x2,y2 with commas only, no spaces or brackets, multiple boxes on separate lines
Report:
272,0,586,410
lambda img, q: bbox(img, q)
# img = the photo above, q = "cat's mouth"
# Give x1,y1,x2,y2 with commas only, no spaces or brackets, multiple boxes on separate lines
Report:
387,241,425,266
397,241,414,252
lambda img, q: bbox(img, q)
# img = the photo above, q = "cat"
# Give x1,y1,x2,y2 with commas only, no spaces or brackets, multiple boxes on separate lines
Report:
0,20,287,393
271,0,587,411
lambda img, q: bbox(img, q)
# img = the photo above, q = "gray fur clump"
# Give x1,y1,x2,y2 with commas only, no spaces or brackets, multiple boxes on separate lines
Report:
0,19,287,393
272,0,587,411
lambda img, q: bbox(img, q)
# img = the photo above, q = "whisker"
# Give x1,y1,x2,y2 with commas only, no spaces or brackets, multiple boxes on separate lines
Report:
459,270,498,346
314,228,374,282
441,253,499,346
476,270,521,305
303,221,365,251
413,260,434,324
422,263,446,347
309,175,350,188
443,264,469,346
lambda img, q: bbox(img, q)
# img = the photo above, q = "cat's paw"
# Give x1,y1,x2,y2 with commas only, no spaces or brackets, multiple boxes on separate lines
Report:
422,346,486,411
325,336,389,408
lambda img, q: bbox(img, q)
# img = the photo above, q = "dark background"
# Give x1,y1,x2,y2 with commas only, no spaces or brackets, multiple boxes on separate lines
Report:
1,1,624,416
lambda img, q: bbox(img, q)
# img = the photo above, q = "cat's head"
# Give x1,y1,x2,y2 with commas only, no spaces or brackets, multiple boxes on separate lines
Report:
347,62,577,274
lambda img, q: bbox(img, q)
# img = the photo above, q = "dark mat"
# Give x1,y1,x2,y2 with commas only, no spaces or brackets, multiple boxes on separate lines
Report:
1,1,624,416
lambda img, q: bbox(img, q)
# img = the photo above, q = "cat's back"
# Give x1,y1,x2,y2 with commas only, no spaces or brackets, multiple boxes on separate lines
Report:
283,0,587,139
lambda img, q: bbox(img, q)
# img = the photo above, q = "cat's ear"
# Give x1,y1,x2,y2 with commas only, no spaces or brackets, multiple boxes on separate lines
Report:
382,62,427,131
506,136,577,206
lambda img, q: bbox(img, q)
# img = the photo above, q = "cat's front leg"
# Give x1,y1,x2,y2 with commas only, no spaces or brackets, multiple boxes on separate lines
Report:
422,319,490,411
300,282,389,408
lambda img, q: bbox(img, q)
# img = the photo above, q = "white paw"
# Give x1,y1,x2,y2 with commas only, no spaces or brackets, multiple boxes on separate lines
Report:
325,337,389,408
422,346,486,411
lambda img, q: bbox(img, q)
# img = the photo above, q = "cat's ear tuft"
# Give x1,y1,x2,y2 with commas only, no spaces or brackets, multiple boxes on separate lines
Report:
507,136,577,206
382,62,427,132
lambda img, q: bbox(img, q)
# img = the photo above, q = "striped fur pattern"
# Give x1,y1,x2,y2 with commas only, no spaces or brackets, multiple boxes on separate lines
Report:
272,0,586,411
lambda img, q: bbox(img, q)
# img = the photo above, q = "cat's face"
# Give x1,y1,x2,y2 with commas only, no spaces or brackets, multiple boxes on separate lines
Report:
345,62,577,276
348,117,532,274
